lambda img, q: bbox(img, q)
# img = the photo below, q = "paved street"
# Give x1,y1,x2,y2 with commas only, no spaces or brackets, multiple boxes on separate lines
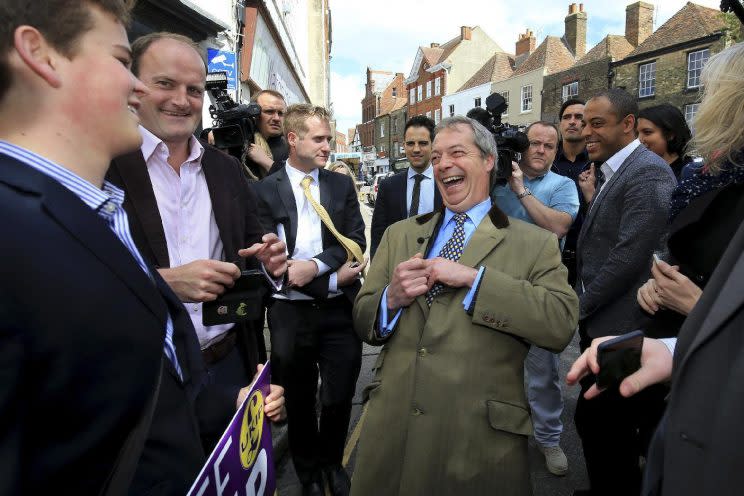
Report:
274,200,590,495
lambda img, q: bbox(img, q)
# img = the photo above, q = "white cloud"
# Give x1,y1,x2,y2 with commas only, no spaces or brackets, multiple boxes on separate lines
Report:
330,0,723,133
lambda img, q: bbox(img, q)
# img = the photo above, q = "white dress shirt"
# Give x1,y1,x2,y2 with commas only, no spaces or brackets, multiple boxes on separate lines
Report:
406,164,435,215
598,138,641,194
140,126,232,349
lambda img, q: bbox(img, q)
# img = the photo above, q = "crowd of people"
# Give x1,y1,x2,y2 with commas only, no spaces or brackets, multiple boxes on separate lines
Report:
2,1,743,496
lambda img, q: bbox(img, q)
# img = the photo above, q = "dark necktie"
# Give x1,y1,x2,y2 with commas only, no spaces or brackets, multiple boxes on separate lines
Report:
595,163,606,190
409,173,425,217
425,213,468,306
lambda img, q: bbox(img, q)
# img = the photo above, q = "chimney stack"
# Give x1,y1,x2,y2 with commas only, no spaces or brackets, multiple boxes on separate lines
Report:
430,42,440,48
625,1,654,47
461,26,472,41
515,29,536,58
565,2,587,58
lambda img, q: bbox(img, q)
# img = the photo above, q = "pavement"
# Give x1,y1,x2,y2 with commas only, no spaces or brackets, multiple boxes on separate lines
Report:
269,200,591,495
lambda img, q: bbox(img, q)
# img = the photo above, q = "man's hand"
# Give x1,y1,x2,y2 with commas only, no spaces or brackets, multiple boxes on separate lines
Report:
337,258,368,287
239,233,288,277
235,365,287,422
507,161,525,195
386,253,430,311
157,260,240,303
637,278,664,314
286,259,318,288
426,257,477,289
650,259,702,316
578,164,597,203
245,143,274,172
566,336,674,399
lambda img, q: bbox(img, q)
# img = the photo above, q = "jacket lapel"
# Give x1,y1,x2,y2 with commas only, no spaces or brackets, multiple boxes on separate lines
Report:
202,148,233,259
396,173,408,219
276,169,298,255
111,151,170,268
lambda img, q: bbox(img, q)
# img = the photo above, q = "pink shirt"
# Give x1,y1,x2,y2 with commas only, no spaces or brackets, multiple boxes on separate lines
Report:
140,126,233,348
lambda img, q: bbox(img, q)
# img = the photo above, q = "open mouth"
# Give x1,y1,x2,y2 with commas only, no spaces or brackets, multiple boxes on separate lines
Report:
586,141,599,154
441,175,464,188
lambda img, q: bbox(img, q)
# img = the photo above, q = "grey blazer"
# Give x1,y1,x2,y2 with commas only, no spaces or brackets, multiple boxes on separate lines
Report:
576,144,677,338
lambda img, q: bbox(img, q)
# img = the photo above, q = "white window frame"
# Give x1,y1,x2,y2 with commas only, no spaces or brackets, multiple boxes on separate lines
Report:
474,97,482,107
687,49,709,89
380,122,384,138
434,109,441,124
521,85,533,112
501,91,509,117
426,111,432,120
434,77,441,96
417,85,423,102
638,61,656,98
684,103,699,133
562,81,578,102
409,88,415,104
426,81,432,99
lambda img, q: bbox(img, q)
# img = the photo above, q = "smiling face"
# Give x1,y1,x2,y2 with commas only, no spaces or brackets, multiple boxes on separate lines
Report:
581,96,636,163
135,38,205,148
288,116,332,173
559,103,585,144
59,6,147,158
636,117,670,158
431,124,493,213
256,93,286,138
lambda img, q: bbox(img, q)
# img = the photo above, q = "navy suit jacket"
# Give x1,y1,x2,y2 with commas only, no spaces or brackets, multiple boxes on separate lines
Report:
370,170,442,258
251,165,366,301
107,144,266,495
0,155,165,494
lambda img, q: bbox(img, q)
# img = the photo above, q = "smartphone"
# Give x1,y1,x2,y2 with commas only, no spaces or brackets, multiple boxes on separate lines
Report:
203,270,265,325
596,330,644,390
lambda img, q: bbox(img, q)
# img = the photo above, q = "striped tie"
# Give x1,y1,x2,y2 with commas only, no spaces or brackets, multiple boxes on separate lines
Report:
426,213,468,305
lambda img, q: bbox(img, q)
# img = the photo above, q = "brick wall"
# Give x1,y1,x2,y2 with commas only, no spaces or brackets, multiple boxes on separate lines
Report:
542,58,610,123
406,68,446,120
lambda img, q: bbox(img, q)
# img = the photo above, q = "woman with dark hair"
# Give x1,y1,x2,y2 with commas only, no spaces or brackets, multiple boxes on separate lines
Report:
637,104,693,180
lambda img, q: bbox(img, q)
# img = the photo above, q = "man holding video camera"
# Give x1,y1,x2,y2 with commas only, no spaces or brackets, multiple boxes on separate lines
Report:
242,89,289,180
107,32,288,494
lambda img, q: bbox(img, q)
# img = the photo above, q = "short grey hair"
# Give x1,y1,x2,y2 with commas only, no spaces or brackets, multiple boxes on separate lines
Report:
435,116,498,159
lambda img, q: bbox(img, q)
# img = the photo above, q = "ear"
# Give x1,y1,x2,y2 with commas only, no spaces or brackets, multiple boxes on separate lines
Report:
622,114,636,135
287,130,298,148
13,25,62,88
484,154,495,173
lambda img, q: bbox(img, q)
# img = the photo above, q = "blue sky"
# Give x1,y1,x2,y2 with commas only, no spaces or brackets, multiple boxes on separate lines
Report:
330,0,722,137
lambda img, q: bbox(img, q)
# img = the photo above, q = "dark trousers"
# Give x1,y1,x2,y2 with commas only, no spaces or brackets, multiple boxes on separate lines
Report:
267,297,362,484
575,326,668,495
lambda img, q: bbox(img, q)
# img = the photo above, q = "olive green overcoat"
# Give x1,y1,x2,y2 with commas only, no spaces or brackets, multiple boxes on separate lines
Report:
351,205,579,496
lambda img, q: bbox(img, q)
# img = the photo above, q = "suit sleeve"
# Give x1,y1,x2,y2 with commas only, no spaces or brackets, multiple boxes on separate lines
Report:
470,232,579,352
579,165,675,320
370,179,390,258
0,324,23,494
353,226,394,345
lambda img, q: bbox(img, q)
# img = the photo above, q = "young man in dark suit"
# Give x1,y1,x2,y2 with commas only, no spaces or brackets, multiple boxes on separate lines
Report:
106,32,287,495
572,89,677,496
1,2,170,493
252,104,366,496
370,115,442,258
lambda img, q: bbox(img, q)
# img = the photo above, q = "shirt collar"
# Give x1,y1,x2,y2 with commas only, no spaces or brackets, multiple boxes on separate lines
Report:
285,160,319,185
408,164,433,180
139,125,204,165
442,197,491,229
605,138,640,173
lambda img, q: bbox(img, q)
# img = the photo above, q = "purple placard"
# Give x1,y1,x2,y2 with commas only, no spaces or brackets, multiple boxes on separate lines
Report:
187,362,275,496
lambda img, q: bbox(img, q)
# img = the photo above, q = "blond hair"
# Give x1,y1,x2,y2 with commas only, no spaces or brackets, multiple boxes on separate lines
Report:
690,42,744,173
284,104,330,138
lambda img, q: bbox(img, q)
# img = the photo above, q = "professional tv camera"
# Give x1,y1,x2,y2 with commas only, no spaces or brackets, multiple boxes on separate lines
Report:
467,93,529,181
204,71,260,160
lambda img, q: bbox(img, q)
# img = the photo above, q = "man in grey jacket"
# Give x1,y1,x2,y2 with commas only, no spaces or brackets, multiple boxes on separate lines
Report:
572,89,676,496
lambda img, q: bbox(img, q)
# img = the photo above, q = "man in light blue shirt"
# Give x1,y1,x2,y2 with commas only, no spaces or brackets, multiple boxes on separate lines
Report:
492,121,579,476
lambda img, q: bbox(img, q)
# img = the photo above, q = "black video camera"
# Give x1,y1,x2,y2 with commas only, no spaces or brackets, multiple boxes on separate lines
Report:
467,93,529,181
205,71,261,160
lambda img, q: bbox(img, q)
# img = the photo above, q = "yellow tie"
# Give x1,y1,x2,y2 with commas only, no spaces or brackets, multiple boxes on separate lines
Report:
300,176,364,263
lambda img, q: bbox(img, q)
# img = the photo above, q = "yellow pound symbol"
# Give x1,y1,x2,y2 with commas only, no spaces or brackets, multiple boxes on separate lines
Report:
239,390,264,469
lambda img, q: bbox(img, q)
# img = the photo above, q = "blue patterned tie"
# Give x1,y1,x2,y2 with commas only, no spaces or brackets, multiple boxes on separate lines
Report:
426,213,468,306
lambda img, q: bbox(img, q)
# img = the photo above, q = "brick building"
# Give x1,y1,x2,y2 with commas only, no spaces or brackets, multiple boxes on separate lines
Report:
389,105,408,164
612,2,741,126
359,69,406,148
406,26,503,124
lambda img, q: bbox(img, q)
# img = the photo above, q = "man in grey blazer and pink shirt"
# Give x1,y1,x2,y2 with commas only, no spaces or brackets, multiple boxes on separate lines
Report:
572,89,676,496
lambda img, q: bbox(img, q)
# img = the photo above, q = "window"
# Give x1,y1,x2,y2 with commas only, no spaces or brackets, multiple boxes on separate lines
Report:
638,62,656,98
392,118,397,134
685,103,700,133
393,141,398,158
474,97,482,107
562,81,579,102
449,104,455,117
521,85,533,112
426,111,432,120
426,81,432,99
501,91,509,116
392,87,397,97
687,49,709,89
417,85,423,102
434,109,441,124
380,122,384,138
435,77,441,96
409,88,415,103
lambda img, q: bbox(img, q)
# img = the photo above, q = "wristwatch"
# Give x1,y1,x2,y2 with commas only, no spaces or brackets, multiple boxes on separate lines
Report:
517,187,532,199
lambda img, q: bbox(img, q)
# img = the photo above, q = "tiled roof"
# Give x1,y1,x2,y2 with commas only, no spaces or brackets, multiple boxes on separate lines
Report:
626,2,728,58
513,36,575,76
457,52,515,91
379,96,407,115
578,35,635,65
421,47,444,66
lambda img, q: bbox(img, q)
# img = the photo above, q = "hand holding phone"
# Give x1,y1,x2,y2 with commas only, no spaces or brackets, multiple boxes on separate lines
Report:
595,330,644,390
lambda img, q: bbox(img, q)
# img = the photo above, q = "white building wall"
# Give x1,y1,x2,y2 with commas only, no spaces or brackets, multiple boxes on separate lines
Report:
490,67,545,126
441,82,492,118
